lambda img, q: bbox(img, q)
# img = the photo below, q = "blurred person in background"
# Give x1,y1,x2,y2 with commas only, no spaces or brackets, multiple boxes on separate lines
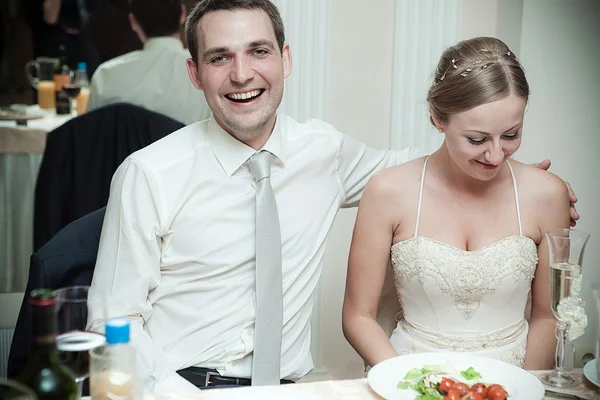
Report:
86,0,210,125
90,0,142,63
0,0,34,104
23,0,101,75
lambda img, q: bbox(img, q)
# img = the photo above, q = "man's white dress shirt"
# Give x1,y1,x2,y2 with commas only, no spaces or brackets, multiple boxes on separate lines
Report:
88,115,421,393
87,37,210,125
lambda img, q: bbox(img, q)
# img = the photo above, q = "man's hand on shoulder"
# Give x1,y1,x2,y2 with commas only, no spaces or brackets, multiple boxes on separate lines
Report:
533,159,579,227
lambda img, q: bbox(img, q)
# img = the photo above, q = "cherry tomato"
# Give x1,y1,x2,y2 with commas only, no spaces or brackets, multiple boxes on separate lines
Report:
471,382,489,397
489,388,508,400
453,382,470,396
466,393,484,400
487,384,503,397
444,388,461,400
439,378,456,395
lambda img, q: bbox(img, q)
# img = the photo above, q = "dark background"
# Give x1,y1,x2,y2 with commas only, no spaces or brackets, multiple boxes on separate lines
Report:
0,0,198,106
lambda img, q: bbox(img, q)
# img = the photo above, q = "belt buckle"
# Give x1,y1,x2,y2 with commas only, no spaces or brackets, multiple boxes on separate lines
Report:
205,371,220,387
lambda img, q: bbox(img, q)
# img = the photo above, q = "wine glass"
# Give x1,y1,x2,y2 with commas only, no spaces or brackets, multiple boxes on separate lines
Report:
541,228,591,388
0,379,37,399
62,82,81,115
54,286,106,399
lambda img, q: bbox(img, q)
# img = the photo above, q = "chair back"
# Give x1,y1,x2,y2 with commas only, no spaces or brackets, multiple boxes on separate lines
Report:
34,103,183,250
7,207,106,379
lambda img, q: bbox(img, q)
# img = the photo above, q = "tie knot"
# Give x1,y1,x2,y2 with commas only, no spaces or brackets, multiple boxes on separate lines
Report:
249,151,273,182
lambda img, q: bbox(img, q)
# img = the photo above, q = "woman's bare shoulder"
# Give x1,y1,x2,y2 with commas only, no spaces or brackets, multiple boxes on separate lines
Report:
509,159,569,209
367,156,428,197
374,156,428,183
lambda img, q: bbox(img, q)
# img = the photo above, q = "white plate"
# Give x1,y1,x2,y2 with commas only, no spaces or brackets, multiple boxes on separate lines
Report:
584,359,600,387
0,105,47,122
367,352,545,400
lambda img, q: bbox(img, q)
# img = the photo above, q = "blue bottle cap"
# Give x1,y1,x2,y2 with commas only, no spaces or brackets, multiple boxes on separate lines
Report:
105,318,130,344
77,62,87,71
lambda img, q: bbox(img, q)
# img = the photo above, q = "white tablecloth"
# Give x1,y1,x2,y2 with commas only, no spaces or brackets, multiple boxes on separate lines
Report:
0,112,73,293
109,370,594,400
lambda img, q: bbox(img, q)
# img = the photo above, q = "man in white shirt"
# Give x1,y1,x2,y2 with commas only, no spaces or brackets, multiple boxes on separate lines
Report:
88,0,578,394
86,0,210,125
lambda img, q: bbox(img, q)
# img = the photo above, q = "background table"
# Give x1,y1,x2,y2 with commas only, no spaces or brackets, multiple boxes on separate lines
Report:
0,112,72,292
132,369,598,400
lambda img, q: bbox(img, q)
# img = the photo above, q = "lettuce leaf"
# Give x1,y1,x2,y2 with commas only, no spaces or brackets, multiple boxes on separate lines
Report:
460,366,482,380
422,364,451,373
397,381,412,389
413,380,443,399
398,363,480,400
403,368,426,380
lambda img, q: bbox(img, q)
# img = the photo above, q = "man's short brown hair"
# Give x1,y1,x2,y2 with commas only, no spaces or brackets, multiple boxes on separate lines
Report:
185,0,285,63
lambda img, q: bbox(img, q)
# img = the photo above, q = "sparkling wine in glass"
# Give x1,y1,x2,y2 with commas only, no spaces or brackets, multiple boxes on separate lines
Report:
550,262,582,318
54,286,106,399
541,228,590,389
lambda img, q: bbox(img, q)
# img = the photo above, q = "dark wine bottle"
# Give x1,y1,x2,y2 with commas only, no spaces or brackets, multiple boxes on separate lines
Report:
54,45,72,115
17,289,78,400
55,90,72,115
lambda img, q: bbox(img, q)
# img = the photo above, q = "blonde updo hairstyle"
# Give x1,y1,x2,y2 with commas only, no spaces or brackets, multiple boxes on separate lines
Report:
427,37,529,128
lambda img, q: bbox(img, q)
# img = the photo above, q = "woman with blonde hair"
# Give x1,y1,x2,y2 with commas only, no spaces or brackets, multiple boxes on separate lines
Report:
342,37,568,370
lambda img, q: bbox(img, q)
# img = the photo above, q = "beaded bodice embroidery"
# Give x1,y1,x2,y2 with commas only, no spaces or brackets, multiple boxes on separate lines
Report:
389,158,538,364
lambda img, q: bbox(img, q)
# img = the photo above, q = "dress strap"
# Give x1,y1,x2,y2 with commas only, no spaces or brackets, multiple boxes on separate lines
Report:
506,160,524,236
414,157,429,237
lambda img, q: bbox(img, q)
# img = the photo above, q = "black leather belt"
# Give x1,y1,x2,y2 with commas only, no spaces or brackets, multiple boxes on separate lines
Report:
177,366,295,388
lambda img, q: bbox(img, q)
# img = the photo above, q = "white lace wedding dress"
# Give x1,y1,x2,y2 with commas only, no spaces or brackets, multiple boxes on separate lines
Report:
389,157,538,367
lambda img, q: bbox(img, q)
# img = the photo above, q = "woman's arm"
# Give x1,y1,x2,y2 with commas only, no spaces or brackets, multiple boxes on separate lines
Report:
342,171,401,367
524,171,571,370
43,0,62,25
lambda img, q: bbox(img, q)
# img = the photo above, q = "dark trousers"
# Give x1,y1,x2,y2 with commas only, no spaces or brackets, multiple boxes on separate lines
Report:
177,366,295,389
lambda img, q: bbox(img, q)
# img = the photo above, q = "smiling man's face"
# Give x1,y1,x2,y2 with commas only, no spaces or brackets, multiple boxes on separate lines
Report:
186,9,291,148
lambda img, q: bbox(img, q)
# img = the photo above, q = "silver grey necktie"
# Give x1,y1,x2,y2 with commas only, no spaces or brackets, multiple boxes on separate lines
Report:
249,151,283,386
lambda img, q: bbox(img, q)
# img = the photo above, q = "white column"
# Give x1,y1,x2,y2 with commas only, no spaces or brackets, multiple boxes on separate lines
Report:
390,0,461,152
270,0,332,379
272,0,331,122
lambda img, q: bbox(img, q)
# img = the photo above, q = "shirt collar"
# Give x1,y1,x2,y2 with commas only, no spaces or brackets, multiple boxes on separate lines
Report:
143,37,184,52
206,115,286,177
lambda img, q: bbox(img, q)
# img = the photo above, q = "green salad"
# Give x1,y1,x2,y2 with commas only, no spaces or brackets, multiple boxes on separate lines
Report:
397,362,506,400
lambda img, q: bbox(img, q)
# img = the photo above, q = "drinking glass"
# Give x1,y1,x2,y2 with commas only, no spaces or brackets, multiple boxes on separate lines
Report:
54,286,106,399
0,379,37,399
541,228,591,388
62,82,81,115
90,344,137,400
24,57,58,110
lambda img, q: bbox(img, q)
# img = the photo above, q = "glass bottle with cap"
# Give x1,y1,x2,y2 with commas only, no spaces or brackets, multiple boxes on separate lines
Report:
54,46,72,115
16,289,78,400
74,62,90,115
89,318,138,400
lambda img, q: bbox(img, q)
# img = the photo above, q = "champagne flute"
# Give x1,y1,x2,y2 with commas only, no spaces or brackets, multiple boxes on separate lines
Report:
54,286,106,399
541,228,590,389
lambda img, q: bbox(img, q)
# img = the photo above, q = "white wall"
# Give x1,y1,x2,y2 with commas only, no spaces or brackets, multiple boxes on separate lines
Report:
318,0,397,380
460,0,499,39
517,0,600,366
